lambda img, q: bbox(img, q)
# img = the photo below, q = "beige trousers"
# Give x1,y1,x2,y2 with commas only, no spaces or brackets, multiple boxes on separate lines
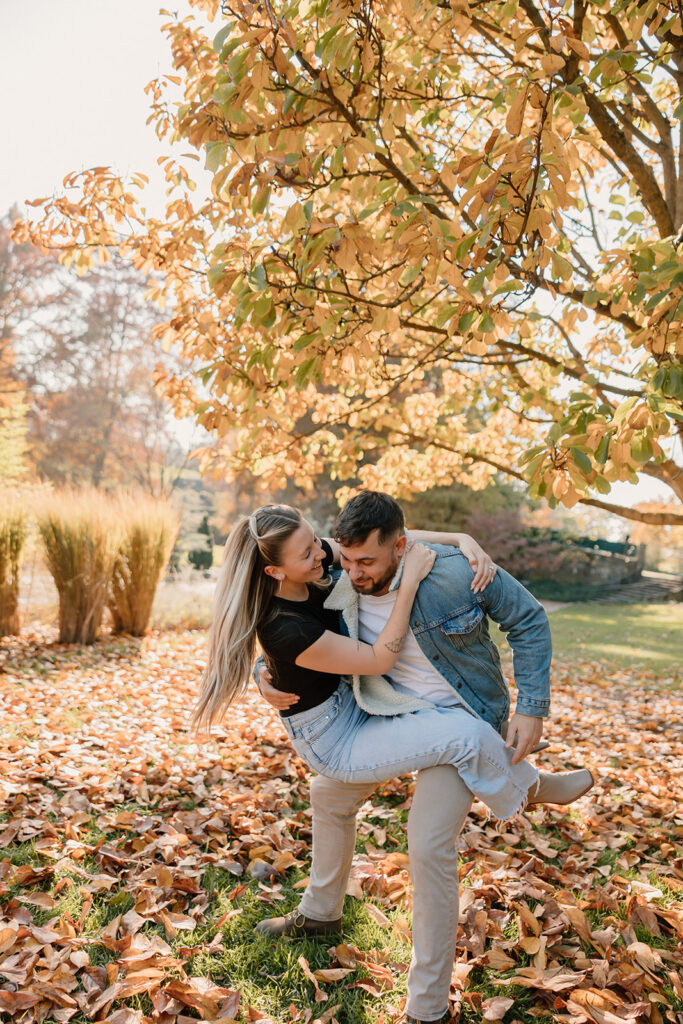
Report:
298,766,473,1022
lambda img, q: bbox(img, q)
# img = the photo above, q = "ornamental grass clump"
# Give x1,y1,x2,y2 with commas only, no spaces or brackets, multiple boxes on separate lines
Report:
109,493,180,636
0,493,28,636
36,489,122,645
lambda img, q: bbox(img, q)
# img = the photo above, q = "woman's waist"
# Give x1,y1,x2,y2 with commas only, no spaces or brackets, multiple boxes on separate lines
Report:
280,679,350,735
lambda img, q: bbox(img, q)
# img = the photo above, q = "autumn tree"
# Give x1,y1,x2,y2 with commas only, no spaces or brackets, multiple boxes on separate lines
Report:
18,254,191,496
0,206,67,481
14,0,683,525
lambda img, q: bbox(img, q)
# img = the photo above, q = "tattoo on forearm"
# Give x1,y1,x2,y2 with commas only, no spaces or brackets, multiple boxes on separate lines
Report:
384,633,406,654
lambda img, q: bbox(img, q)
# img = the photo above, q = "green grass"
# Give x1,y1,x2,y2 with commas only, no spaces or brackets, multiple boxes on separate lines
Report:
491,602,683,678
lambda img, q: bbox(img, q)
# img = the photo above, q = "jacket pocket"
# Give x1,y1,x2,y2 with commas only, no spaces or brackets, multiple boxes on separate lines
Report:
440,606,484,650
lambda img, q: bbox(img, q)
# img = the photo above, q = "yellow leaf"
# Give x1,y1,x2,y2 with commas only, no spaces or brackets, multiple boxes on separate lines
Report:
567,37,590,59
541,54,565,74
506,85,529,137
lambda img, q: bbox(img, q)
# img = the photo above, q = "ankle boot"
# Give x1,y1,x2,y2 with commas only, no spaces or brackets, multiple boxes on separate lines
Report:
254,908,342,938
527,768,594,807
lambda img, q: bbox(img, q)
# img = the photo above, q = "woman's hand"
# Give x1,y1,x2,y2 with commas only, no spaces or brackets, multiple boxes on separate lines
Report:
458,534,497,593
401,541,437,589
257,667,300,711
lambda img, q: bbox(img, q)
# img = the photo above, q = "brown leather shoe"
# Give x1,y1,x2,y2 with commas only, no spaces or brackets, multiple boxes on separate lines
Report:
254,908,342,938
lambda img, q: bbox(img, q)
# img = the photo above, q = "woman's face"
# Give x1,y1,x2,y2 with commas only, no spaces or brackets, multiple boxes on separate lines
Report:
269,519,325,585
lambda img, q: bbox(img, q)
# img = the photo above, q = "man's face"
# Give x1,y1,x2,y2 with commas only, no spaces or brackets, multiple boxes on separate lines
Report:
338,529,407,595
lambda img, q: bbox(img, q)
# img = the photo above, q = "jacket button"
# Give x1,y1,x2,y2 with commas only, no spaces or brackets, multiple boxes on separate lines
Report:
456,682,462,689
433,654,439,661
414,621,420,628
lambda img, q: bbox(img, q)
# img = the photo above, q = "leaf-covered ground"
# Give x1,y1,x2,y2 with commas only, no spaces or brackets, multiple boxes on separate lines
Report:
0,627,682,1024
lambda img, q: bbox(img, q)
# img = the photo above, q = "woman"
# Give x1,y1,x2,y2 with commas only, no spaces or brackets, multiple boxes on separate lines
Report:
196,504,592,818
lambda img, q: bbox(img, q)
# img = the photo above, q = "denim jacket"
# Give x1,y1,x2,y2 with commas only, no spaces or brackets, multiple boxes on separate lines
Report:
254,545,551,733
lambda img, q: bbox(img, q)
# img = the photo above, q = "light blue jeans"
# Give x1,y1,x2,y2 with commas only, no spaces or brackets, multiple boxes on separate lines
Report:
281,680,538,819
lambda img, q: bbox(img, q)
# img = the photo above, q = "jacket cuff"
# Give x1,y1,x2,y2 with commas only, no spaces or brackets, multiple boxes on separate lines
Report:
515,696,550,718
253,655,265,687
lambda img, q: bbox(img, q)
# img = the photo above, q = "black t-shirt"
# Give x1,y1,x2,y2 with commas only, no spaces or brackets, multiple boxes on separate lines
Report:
257,540,342,718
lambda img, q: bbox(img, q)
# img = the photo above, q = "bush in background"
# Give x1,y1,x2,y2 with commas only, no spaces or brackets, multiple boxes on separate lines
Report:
463,508,569,583
0,492,28,636
109,494,180,636
36,489,122,644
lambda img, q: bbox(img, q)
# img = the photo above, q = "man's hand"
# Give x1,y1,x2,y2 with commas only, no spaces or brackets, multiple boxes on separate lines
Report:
257,667,300,711
504,713,543,765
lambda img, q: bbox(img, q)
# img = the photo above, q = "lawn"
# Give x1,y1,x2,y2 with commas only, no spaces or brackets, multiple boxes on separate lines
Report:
490,602,683,683
0,624,682,1024
546,603,682,678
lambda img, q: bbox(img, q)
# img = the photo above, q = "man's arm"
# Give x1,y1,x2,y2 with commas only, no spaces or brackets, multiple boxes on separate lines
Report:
253,654,300,711
479,565,552,764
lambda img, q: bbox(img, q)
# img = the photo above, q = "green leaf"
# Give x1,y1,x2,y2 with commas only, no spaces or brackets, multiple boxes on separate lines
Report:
249,263,267,291
478,311,495,333
595,435,610,465
435,304,459,328
213,23,234,53
523,451,548,479
207,263,225,291
227,49,250,80
631,435,653,463
644,290,668,311
570,447,592,474
331,146,344,176
612,395,639,425
251,187,271,216
205,142,227,173
295,357,318,387
457,310,477,333
518,444,547,466
456,232,478,260
492,279,525,297
662,369,682,398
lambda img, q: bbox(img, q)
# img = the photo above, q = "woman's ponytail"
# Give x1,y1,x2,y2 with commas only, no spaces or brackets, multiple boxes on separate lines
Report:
194,506,301,731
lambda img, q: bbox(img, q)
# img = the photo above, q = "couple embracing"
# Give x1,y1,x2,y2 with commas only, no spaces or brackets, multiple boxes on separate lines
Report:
196,490,594,1024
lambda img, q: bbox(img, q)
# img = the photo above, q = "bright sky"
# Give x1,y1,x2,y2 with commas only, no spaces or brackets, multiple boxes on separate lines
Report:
0,0,675,516
0,0,188,217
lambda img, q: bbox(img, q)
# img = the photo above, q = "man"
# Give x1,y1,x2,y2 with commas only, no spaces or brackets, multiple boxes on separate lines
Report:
254,491,592,1024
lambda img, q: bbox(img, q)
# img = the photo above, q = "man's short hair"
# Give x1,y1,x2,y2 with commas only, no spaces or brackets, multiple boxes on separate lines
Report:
334,490,405,546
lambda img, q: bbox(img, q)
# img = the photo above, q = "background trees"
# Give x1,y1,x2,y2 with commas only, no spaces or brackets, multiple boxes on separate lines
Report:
0,212,193,496
13,0,683,526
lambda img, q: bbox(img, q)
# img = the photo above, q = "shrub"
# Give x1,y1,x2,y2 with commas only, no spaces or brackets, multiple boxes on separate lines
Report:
109,494,180,636
462,509,576,585
0,492,27,636
36,489,122,644
188,546,213,571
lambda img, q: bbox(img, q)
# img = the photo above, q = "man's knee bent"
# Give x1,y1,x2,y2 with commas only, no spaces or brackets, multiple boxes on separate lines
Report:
310,774,375,820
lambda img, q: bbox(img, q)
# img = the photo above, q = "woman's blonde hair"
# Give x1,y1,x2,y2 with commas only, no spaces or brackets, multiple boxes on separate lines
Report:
194,504,302,731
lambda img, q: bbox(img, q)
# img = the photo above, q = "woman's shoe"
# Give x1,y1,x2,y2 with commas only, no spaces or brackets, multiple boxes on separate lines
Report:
527,768,594,807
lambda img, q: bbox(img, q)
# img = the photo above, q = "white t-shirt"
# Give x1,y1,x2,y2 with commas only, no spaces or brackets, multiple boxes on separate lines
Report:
358,591,463,707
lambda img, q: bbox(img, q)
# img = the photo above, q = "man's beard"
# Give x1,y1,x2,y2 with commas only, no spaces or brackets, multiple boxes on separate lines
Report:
350,560,400,595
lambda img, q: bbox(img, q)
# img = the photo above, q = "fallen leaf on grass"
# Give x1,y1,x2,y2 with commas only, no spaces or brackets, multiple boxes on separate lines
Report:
1,633,682,1024
299,955,329,1002
481,995,515,1020
365,903,392,927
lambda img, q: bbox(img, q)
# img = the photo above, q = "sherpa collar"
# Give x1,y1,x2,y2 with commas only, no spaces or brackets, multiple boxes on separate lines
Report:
323,560,432,718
